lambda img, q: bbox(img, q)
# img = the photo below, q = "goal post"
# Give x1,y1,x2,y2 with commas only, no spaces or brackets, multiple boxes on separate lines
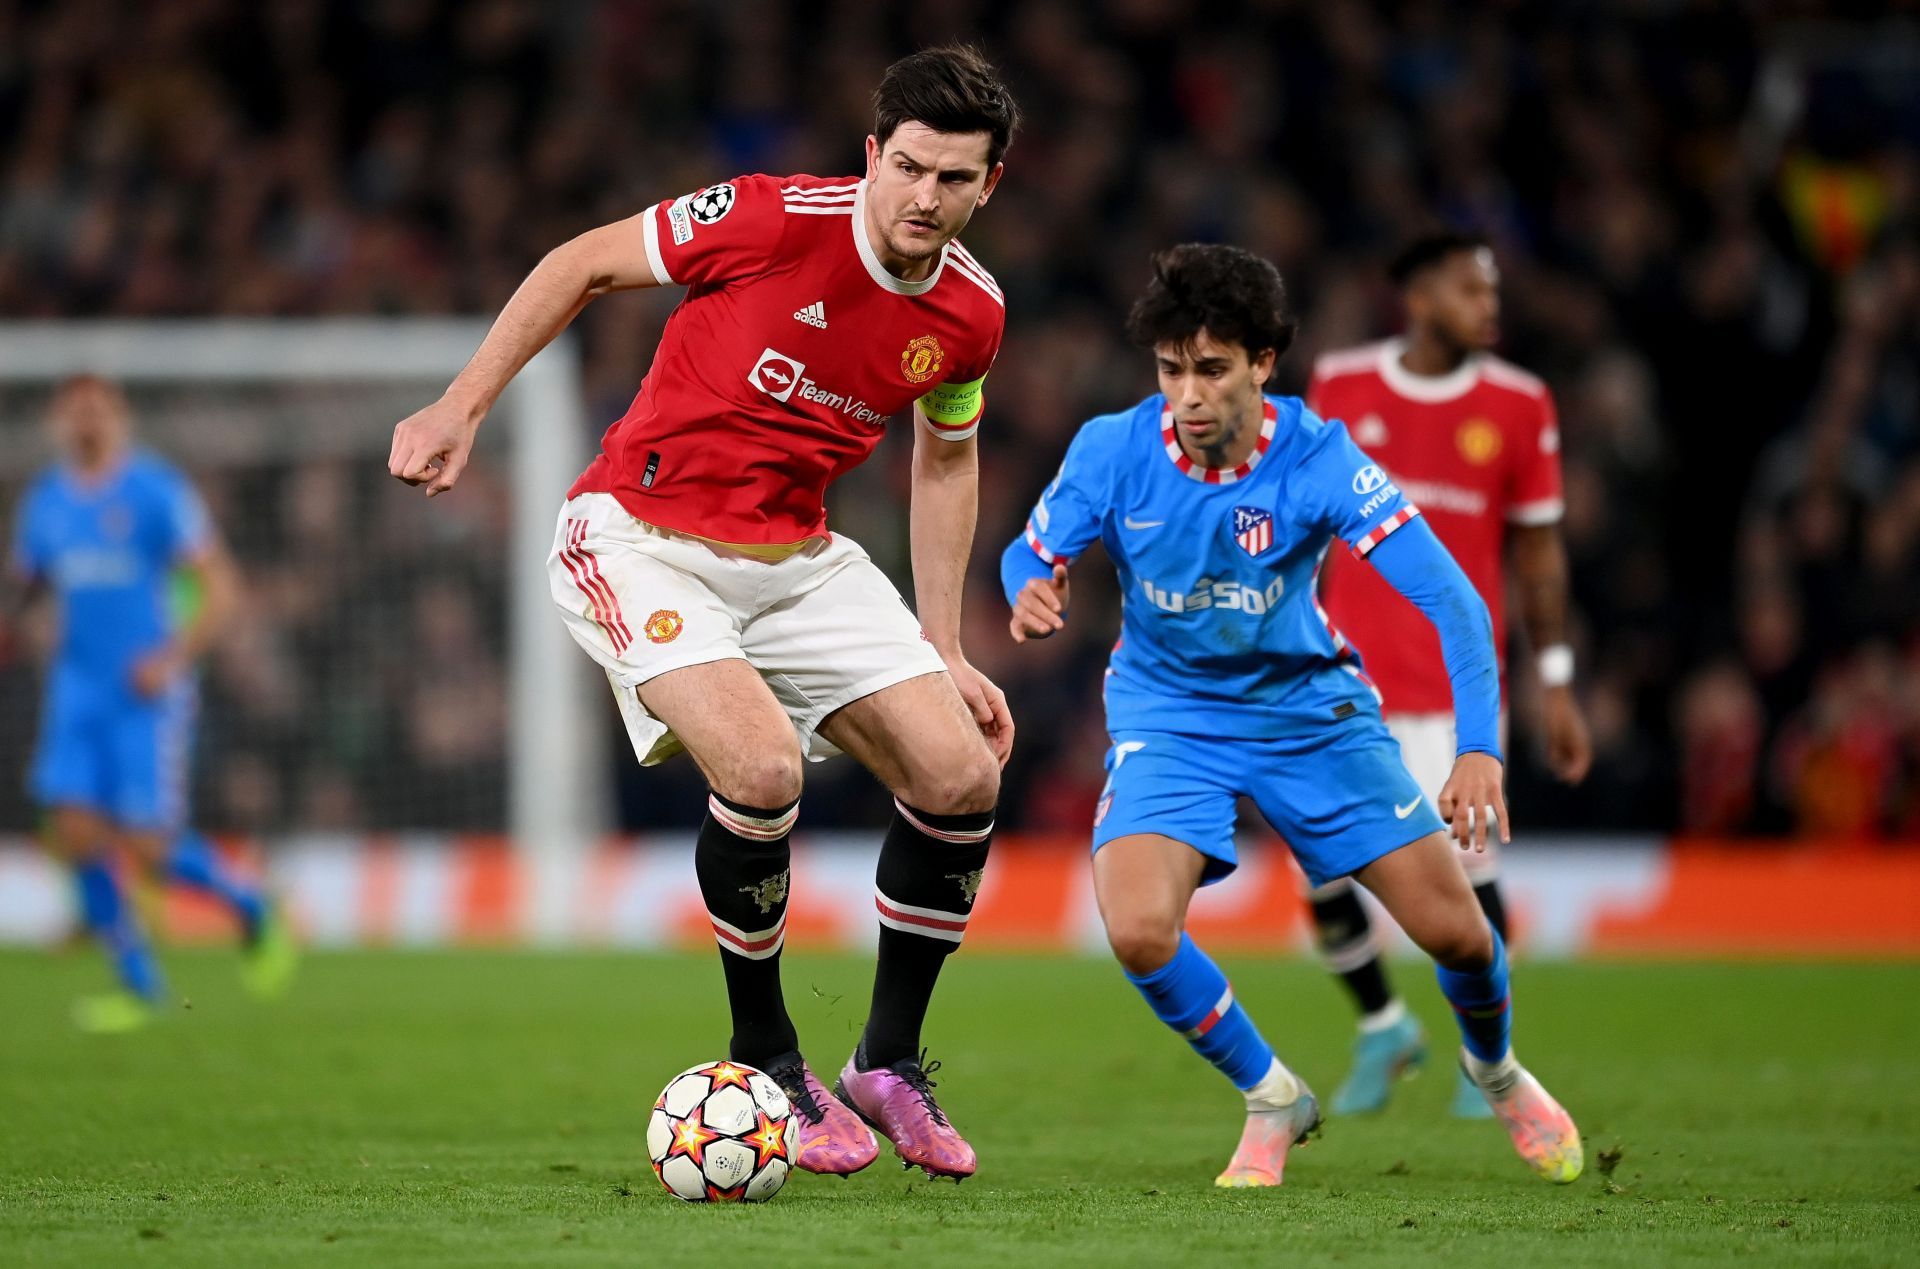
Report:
0,319,606,943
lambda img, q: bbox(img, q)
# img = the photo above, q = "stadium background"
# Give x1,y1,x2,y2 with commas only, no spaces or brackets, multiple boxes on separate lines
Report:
0,0,1916,955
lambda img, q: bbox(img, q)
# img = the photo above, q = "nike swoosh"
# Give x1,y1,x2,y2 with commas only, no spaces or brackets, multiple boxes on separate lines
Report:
1123,516,1165,530
1394,797,1423,819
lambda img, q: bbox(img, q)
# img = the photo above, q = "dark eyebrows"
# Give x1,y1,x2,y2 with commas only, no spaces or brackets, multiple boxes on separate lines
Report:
1156,355,1232,373
886,146,982,181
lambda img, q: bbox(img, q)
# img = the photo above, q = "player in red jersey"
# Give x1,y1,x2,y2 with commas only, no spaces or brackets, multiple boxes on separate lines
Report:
1311,233,1593,1119
388,47,1019,1181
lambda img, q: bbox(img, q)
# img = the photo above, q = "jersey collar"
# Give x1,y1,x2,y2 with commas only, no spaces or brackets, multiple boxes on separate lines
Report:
1377,337,1482,403
58,449,133,495
1160,398,1278,485
852,180,947,296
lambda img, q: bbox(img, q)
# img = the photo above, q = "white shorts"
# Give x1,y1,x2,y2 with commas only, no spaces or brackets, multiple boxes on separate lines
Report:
548,492,946,766
1386,711,1510,881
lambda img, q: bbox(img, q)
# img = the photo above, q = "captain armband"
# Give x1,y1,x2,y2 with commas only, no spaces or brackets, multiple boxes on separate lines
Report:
917,374,987,439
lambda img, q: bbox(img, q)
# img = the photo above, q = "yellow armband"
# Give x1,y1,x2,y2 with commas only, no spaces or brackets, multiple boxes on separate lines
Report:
918,374,987,433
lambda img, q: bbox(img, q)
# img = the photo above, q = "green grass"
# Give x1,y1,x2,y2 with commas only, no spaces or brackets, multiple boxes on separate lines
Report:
2,949,1916,1267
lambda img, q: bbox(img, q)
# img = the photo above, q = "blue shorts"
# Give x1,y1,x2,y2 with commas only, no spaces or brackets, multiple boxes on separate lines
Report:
30,677,196,833
1091,708,1447,889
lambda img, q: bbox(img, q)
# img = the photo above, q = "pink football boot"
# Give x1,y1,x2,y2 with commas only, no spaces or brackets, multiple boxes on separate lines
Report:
761,1052,878,1175
1468,1054,1584,1184
1214,1088,1322,1187
835,1050,976,1180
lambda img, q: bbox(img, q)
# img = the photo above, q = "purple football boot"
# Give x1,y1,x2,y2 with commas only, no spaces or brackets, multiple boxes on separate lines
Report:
761,1051,878,1175
835,1049,976,1180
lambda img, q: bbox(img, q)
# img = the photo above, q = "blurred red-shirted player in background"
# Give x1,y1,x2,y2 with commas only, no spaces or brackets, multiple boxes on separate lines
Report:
1311,233,1594,1119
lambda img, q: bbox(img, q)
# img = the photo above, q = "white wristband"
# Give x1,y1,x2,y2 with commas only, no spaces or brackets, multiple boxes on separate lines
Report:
1537,644,1574,688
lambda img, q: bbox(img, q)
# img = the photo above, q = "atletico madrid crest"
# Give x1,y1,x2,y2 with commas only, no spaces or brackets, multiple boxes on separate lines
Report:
1232,506,1273,557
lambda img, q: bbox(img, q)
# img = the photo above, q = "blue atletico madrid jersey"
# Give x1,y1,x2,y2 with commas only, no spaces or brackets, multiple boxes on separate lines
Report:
1011,394,1427,739
10,450,211,685
12,449,212,828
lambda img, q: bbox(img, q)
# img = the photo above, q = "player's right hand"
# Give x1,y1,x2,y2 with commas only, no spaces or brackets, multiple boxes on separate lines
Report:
1009,564,1070,643
1437,751,1510,853
389,398,481,497
130,646,184,699
1541,686,1593,784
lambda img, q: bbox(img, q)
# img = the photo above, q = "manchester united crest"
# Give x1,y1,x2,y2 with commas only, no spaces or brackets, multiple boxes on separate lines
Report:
900,334,944,385
1456,418,1502,465
645,609,684,643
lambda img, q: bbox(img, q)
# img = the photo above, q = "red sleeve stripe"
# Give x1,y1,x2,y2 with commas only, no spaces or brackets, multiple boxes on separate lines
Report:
782,181,860,197
1341,662,1385,705
1308,546,1350,656
1024,521,1066,565
1351,506,1421,558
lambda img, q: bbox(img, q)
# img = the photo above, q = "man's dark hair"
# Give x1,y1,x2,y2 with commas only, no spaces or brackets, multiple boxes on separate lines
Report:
1126,243,1298,360
1388,231,1491,286
873,45,1021,169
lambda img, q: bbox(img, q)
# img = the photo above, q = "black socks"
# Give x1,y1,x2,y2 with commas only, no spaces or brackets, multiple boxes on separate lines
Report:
858,799,994,1070
695,791,801,1067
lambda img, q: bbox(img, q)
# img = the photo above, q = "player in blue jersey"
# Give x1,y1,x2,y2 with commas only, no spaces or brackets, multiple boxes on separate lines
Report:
3,376,296,1033
1001,246,1581,1186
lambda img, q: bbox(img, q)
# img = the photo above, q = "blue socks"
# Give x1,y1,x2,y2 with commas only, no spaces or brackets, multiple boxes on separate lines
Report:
71,832,266,1002
164,830,265,936
75,857,165,1001
1126,933,1276,1090
1435,927,1511,1063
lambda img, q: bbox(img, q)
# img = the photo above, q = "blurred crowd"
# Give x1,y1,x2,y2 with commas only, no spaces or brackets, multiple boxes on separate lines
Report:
186,450,514,832
3,0,1917,838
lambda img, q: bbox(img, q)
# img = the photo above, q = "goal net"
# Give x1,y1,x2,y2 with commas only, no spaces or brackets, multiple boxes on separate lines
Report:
0,320,605,940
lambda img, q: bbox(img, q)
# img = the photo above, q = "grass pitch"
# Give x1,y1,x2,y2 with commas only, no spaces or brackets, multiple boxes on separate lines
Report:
1,948,1916,1267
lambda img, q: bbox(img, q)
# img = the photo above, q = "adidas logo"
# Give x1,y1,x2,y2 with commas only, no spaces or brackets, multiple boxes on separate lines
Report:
793,301,827,329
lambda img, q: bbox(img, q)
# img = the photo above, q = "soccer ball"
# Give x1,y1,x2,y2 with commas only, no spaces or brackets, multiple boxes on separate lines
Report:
647,1060,797,1202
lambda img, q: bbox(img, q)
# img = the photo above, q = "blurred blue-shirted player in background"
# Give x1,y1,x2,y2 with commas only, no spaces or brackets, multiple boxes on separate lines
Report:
3,376,295,1033
1001,246,1580,1187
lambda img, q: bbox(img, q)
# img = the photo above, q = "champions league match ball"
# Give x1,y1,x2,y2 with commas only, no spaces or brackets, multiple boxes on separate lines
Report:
647,1060,798,1202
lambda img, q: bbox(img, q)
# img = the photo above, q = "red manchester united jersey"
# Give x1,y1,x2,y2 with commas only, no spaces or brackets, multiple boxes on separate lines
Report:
569,174,1006,544
1313,339,1564,714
